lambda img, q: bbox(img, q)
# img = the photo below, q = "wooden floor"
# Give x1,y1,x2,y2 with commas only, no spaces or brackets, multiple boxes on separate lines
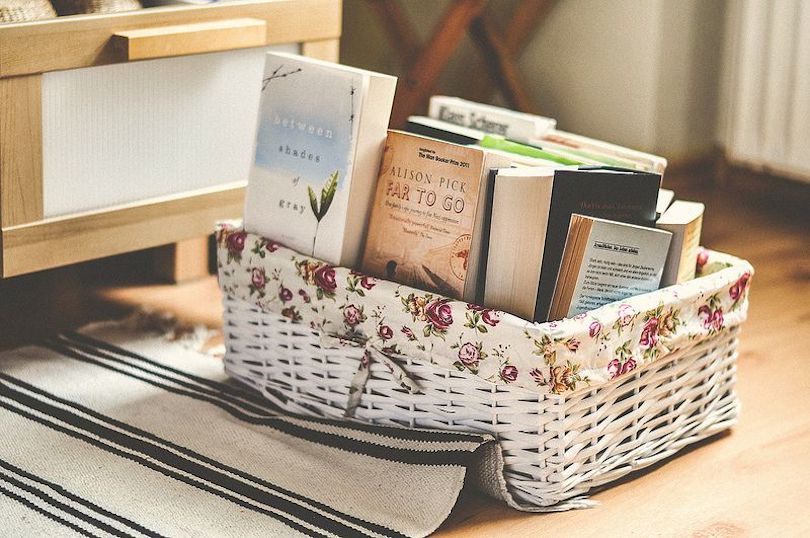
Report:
1,169,808,536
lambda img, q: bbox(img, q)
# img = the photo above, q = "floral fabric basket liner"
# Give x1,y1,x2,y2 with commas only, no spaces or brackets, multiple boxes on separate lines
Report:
216,222,752,404
216,222,753,510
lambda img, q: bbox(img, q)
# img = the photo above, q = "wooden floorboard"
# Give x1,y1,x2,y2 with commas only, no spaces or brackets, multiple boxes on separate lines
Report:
0,170,808,536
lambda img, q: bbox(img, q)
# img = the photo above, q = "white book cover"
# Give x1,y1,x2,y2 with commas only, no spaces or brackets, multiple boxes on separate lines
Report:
245,54,366,263
428,96,556,143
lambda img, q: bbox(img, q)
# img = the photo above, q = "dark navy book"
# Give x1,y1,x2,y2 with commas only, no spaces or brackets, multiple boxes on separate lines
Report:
535,167,661,321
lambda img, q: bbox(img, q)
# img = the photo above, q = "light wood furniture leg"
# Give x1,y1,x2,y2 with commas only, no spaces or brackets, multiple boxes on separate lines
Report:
0,74,44,229
301,38,340,62
153,236,211,283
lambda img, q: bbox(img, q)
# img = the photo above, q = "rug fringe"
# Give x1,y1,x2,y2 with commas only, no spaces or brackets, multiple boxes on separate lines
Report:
81,309,219,355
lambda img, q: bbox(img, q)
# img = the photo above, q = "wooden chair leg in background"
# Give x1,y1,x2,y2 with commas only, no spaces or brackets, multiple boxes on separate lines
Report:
368,0,556,125
468,15,539,113
385,0,488,127
152,237,211,283
467,0,556,109
368,0,421,68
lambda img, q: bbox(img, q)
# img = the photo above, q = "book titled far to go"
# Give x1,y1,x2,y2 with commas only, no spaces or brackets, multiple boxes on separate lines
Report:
361,130,511,302
244,52,397,267
548,215,672,321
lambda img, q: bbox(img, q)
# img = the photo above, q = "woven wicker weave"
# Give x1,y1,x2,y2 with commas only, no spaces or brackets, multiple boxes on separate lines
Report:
50,0,140,16
0,0,55,22
223,293,741,509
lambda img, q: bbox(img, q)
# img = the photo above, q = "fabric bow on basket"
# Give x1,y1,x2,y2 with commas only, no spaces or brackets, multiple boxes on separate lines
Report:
319,333,422,417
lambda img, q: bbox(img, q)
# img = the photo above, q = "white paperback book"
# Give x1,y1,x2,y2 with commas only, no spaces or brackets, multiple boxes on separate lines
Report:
244,52,397,267
483,167,558,320
538,129,668,175
428,96,556,143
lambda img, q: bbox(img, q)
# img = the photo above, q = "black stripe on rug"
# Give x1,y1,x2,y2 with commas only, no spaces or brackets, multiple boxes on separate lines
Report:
0,373,404,538
64,332,284,408
54,335,283,418
0,458,164,538
0,392,337,538
0,482,100,538
43,340,478,468
0,471,136,538
64,331,487,444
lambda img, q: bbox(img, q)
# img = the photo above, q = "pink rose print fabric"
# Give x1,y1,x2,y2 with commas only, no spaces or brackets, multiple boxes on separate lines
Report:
217,222,753,396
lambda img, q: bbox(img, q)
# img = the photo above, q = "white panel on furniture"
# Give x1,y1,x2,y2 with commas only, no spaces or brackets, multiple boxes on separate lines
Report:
41,43,298,217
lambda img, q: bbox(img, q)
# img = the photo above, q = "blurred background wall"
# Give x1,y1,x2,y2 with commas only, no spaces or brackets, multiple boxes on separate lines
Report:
340,0,727,163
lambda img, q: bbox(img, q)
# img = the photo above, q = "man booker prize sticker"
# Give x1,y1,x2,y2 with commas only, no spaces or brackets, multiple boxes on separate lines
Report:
450,234,472,281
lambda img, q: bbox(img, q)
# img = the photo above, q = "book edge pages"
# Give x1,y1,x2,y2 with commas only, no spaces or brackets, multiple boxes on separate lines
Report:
565,217,595,316
483,170,553,319
340,73,397,268
656,200,705,225
658,210,704,286
540,129,667,174
549,214,587,320
462,150,511,303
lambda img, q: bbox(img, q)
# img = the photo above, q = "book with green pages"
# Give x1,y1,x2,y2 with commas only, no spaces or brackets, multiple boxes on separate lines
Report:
405,116,586,167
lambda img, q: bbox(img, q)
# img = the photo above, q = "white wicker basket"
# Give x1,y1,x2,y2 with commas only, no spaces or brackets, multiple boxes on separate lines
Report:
216,225,752,509
223,296,740,508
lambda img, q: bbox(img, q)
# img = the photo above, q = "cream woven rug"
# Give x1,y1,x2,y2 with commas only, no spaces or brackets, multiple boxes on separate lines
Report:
0,318,518,537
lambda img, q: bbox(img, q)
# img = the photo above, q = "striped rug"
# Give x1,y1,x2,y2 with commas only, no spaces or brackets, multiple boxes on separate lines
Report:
0,320,506,537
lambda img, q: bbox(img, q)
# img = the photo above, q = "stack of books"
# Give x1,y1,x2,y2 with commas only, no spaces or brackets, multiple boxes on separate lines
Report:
243,53,705,323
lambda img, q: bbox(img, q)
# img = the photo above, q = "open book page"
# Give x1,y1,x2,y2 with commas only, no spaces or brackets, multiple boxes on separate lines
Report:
566,218,671,317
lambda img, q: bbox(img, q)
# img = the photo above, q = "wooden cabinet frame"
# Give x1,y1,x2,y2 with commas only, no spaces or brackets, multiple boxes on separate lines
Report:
0,0,341,278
